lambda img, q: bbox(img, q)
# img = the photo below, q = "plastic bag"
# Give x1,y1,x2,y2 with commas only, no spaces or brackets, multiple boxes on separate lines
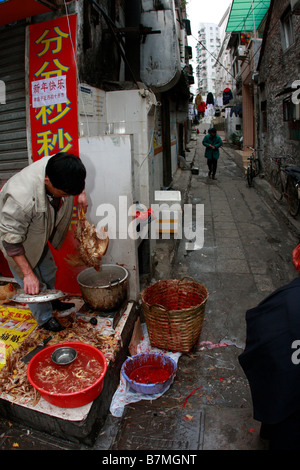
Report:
109,323,181,417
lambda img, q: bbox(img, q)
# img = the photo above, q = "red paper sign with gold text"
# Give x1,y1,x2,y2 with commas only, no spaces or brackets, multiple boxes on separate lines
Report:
29,14,79,160
28,15,83,294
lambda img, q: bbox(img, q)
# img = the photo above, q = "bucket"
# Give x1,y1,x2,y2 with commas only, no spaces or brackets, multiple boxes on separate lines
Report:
122,352,177,395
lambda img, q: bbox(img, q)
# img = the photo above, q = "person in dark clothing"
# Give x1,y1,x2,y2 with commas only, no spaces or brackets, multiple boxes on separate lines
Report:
206,92,214,105
202,128,223,179
223,87,233,105
238,277,300,450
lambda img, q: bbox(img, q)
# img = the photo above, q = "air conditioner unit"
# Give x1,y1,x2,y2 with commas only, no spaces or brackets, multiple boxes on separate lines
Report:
237,45,247,59
182,19,191,36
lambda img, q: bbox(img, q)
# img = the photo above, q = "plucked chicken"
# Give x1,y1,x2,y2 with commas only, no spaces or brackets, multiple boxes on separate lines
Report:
66,211,109,270
0,283,16,303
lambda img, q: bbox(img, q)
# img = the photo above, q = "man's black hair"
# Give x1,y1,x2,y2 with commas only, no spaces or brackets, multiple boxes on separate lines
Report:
46,153,86,195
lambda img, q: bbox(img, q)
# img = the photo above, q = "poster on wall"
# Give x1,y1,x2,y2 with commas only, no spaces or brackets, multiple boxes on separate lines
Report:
28,15,83,294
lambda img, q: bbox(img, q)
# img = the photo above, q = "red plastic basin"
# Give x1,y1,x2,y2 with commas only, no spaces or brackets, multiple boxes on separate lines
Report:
27,341,107,408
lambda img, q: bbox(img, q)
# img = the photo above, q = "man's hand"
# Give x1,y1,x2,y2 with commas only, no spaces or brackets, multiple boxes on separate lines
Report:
78,190,88,214
12,254,40,295
23,272,40,295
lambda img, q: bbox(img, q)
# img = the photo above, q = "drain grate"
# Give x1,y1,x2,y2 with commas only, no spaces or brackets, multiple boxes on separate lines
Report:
113,405,205,450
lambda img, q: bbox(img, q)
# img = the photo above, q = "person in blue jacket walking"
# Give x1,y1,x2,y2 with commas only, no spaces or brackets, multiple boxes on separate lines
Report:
202,128,223,180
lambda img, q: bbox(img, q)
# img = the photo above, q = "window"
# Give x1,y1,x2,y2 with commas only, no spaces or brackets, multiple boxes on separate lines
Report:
283,97,300,121
281,8,294,50
289,121,300,141
261,100,267,133
283,97,300,141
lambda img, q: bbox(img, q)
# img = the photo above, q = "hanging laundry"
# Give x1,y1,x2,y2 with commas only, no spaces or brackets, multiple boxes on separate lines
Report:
240,33,251,44
205,104,215,117
206,92,214,105
195,93,203,106
223,88,233,105
215,96,223,107
225,108,231,118
230,104,243,118
197,101,207,116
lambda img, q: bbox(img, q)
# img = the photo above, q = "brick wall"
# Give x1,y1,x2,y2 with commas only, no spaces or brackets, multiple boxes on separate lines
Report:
258,0,300,174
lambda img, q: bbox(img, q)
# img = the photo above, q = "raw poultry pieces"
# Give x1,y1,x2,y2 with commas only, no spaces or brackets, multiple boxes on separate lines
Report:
66,211,109,270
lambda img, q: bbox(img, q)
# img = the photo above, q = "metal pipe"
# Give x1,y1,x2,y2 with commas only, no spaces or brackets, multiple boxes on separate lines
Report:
252,0,257,38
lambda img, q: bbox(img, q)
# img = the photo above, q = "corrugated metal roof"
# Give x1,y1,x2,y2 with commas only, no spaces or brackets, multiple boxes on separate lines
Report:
226,0,271,32
0,23,28,180
0,0,54,27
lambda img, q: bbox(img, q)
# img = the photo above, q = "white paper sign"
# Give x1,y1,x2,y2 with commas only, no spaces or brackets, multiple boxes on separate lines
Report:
31,75,67,108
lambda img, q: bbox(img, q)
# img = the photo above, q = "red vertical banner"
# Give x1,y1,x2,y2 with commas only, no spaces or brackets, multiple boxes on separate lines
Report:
28,15,83,294
28,14,78,160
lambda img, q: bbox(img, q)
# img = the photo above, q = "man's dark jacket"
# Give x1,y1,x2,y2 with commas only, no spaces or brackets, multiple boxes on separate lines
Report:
239,277,300,424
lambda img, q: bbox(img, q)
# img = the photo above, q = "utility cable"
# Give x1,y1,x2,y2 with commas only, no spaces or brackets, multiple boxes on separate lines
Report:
191,33,236,81
64,0,91,139
191,0,274,86
90,0,141,88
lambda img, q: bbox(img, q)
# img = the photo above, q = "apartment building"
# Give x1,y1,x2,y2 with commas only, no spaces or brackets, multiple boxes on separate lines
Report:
196,22,221,97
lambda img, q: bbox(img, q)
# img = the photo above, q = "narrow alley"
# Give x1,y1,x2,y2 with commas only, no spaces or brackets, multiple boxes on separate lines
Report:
0,128,299,451
103,128,299,451
1,0,299,457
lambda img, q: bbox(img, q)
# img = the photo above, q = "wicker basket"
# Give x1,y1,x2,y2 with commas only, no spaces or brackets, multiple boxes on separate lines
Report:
141,277,209,353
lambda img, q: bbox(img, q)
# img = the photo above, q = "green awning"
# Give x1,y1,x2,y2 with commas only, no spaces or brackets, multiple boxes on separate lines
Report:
226,0,271,32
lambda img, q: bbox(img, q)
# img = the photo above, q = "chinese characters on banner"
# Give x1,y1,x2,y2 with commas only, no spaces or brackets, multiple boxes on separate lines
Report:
28,15,78,159
31,75,67,109
0,306,37,370
28,15,83,294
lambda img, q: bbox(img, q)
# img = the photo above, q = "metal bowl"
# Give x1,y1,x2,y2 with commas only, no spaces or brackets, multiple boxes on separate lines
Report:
51,346,77,366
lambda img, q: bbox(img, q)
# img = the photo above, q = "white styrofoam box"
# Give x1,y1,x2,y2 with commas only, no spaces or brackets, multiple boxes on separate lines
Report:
154,190,181,202
153,192,182,234
155,208,181,234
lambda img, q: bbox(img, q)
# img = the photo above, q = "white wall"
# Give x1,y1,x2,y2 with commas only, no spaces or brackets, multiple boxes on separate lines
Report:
79,134,139,299
106,89,157,207
78,85,158,298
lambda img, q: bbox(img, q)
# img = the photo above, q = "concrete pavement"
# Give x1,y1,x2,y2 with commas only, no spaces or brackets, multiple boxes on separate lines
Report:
106,126,299,451
1,126,299,451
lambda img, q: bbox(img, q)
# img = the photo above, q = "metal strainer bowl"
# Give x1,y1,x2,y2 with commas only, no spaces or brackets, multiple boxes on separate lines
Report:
51,346,77,366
